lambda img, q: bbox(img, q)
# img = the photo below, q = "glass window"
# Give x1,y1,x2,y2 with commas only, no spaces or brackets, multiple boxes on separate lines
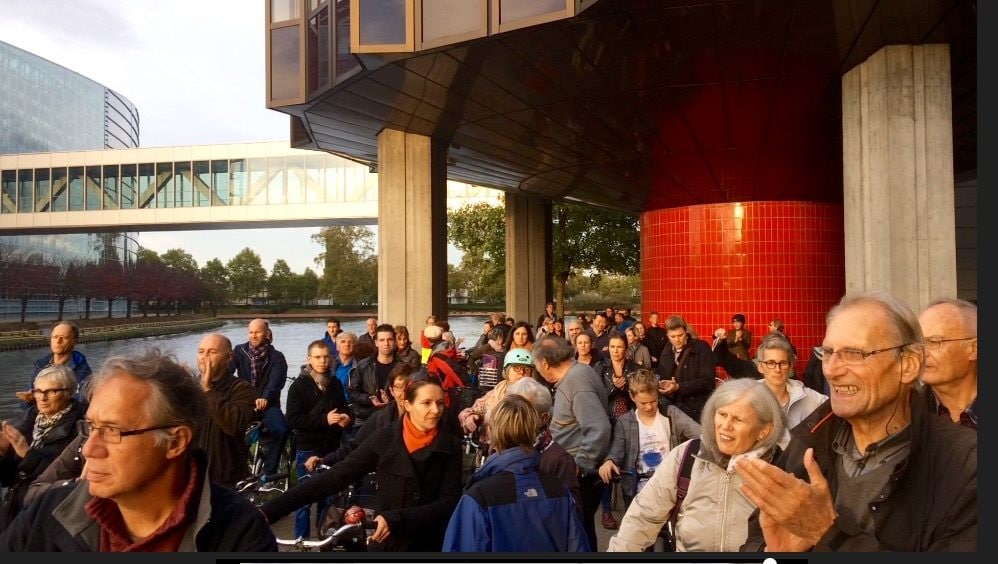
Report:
103,165,119,210
211,160,230,205
156,162,175,208
51,168,68,212
499,0,564,24
121,164,136,209
138,163,155,208
421,0,484,46
268,157,286,204
194,161,211,207
230,159,246,205
1,170,16,214
17,169,33,213
305,155,325,202
358,0,407,44
176,161,193,208
308,7,331,95
286,156,305,203
68,167,85,211
335,0,360,80
248,158,267,204
272,0,300,21
271,26,302,101
85,166,102,211
34,168,50,212
325,158,344,202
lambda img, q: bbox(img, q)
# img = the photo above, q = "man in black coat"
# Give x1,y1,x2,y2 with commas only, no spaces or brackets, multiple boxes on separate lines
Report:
654,315,718,422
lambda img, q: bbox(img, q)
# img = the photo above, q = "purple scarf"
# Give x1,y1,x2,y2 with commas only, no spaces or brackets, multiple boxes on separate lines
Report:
246,344,269,387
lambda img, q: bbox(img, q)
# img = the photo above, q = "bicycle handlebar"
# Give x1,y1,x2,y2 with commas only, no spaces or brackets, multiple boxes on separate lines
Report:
275,523,365,549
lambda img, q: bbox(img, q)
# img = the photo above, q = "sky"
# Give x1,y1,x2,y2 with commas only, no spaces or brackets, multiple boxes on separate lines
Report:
0,0,432,274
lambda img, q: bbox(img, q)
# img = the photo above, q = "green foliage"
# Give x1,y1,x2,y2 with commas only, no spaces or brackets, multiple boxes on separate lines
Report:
312,226,378,306
289,267,321,303
199,258,230,315
267,259,294,303
160,248,198,274
447,201,506,302
227,248,267,301
564,270,641,310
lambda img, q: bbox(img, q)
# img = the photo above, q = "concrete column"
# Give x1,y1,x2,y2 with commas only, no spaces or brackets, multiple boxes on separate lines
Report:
842,44,956,312
376,129,447,330
505,193,550,326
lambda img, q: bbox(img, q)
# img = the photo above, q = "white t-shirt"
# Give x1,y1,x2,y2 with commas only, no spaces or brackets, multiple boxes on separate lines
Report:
636,413,673,486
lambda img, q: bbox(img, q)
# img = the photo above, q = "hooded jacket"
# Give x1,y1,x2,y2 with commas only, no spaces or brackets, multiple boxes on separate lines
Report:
442,448,589,552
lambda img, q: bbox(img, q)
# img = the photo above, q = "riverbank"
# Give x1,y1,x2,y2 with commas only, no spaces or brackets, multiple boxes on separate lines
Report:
0,315,225,352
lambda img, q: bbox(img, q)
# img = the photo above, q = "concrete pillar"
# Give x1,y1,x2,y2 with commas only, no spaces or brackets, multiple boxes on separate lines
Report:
376,129,447,330
505,193,550,327
842,44,956,312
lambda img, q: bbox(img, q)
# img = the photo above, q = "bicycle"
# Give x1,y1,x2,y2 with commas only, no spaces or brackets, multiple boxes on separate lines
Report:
275,466,379,552
234,470,291,507
244,421,296,496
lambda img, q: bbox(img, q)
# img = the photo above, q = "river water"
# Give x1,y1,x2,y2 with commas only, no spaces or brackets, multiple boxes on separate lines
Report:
0,316,488,421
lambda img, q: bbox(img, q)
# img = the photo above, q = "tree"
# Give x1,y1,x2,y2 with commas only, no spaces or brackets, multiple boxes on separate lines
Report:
447,201,506,302
551,202,639,318
289,267,320,304
312,226,378,306
267,259,294,304
199,258,230,316
227,248,267,303
160,248,199,275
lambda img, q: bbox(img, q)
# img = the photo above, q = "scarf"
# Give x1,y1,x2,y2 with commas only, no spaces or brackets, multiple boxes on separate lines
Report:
402,414,438,454
534,427,554,454
32,404,73,448
246,344,269,387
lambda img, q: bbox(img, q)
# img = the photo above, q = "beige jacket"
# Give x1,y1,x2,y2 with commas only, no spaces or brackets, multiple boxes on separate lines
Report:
607,439,764,552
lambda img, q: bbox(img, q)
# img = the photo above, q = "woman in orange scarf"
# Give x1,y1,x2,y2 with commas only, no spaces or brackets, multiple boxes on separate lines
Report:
260,379,462,552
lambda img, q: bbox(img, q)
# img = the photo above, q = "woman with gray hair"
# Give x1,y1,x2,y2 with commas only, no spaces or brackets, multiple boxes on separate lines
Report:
608,378,786,552
0,364,86,527
754,332,826,447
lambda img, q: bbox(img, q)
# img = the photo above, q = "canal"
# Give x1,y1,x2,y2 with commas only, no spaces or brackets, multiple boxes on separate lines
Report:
0,316,488,421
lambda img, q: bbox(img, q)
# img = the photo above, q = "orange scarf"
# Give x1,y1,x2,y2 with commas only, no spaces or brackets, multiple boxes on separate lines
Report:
402,414,438,453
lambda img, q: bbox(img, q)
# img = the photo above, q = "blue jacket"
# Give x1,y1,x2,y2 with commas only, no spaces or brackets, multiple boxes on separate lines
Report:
230,343,288,406
442,448,590,552
30,351,92,390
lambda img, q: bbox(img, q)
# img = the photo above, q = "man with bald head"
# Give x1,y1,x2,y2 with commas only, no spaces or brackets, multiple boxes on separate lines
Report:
918,298,978,430
230,319,289,475
196,333,257,487
16,321,92,406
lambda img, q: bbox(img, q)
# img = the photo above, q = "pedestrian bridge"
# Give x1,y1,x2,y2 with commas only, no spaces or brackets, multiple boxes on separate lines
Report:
0,142,503,234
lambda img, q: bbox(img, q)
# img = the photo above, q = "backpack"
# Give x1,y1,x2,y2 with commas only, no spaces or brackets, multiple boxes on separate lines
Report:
661,438,700,552
428,352,471,386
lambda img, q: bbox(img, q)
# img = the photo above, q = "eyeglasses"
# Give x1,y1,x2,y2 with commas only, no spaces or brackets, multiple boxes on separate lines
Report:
759,360,791,370
32,388,70,399
924,337,976,351
508,365,534,374
814,343,910,365
77,420,176,444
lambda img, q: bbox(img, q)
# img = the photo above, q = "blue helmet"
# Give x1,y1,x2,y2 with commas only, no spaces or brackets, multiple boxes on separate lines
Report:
503,349,533,370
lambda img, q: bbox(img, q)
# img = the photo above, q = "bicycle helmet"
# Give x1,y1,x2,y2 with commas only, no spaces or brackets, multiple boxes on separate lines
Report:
503,349,533,369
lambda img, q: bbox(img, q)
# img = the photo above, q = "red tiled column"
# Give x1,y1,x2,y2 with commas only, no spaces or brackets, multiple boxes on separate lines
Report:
641,202,845,372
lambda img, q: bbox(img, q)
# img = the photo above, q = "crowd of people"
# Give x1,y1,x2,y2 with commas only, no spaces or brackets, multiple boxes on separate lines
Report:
0,291,979,552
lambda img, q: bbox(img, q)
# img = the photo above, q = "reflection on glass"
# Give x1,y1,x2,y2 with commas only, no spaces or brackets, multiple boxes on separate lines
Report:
500,0,563,24
359,0,406,44
272,0,300,22
335,0,360,80
156,162,174,209
176,161,193,208
230,159,247,205
308,7,331,95
271,26,301,100
268,158,286,204
138,163,155,208
325,160,343,202
85,166,101,211
0,171,14,214
121,164,136,209
51,168,68,212
306,155,324,202
194,161,211,207
18,169,33,213
287,156,304,203
422,0,483,44
248,158,267,204
103,165,119,210
69,167,85,211
212,160,230,205
34,168,50,212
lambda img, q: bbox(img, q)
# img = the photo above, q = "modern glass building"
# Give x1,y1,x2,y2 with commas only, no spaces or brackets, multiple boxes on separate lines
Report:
0,40,140,319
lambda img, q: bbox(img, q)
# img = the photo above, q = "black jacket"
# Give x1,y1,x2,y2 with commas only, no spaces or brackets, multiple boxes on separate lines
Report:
286,366,350,454
742,388,977,551
654,338,717,421
1,400,85,528
0,451,277,551
347,355,396,423
230,343,288,406
261,418,463,552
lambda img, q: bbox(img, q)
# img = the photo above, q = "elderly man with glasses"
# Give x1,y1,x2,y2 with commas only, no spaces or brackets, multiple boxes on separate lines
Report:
736,291,977,552
0,348,276,552
917,298,977,430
